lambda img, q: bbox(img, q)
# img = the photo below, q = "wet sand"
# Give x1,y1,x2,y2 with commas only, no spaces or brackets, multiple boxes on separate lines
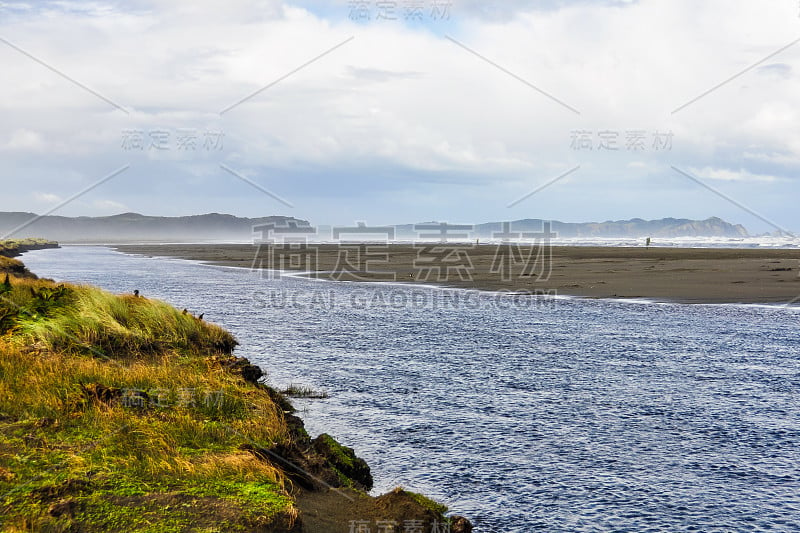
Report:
113,244,800,305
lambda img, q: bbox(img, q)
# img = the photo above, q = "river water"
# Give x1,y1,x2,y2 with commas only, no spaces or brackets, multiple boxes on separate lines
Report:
20,245,800,532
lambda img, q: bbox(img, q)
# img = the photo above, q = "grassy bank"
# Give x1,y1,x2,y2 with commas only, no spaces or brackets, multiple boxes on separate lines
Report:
0,254,465,532
0,268,297,531
0,239,59,259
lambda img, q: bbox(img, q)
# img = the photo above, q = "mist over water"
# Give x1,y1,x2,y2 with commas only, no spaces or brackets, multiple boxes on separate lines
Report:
22,246,800,532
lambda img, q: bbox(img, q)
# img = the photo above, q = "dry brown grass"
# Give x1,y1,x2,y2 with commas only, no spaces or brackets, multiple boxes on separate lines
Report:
0,272,299,531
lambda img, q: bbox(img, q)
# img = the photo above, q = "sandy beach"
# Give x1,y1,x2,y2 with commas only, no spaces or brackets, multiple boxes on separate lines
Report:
113,244,800,305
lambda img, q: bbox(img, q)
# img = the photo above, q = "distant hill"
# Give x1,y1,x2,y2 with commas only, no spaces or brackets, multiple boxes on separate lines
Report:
394,217,749,239
0,212,309,243
0,212,747,242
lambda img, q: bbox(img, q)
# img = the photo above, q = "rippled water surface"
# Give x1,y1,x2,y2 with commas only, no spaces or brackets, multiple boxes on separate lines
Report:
21,246,800,532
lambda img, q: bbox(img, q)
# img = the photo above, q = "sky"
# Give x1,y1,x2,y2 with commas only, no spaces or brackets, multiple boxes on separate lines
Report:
1,0,798,234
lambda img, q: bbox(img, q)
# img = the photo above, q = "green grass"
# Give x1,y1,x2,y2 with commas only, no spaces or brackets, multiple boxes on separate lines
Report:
0,239,57,258
280,384,329,399
407,490,449,515
2,280,235,357
0,257,455,531
0,270,300,531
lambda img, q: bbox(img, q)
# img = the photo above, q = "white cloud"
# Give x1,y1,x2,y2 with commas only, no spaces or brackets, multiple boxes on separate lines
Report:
0,0,798,231
33,192,62,203
689,167,782,183
4,129,45,152
92,199,127,211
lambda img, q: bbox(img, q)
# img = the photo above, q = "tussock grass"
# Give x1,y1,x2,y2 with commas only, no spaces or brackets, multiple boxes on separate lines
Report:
280,384,330,399
3,278,236,357
0,270,299,531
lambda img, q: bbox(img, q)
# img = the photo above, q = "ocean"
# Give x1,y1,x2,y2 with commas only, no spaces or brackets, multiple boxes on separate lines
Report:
20,245,800,532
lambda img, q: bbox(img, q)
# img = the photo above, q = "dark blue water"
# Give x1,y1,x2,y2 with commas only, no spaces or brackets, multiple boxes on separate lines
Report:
22,246,800,532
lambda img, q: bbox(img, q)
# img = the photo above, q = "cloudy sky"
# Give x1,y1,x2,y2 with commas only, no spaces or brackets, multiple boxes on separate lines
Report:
1,0,798,233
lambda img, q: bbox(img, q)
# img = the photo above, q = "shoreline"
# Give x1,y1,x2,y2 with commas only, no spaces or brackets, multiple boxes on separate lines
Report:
0,239,59,259
112,243,800,305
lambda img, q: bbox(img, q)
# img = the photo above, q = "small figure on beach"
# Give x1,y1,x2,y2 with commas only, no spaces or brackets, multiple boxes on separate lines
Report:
646,237,651,248
182,308,188,315
133,289,140,297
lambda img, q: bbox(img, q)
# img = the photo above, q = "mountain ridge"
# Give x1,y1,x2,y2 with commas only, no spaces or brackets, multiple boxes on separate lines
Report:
0,212,309,242
0,212,748,242
397,216,748,239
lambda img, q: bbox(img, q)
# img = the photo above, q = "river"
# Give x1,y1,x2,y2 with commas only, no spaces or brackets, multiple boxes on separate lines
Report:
20,245,800,532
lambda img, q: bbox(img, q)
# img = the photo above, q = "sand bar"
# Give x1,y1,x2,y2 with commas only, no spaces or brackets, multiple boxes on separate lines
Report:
113,244,800,305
